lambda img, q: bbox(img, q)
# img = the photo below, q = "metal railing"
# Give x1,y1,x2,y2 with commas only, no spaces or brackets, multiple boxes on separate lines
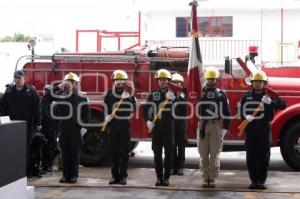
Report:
147,39,262,65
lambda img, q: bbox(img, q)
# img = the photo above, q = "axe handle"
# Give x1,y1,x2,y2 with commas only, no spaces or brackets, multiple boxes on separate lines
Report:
101,97,125,132
148,98,169,134
237,102,264,137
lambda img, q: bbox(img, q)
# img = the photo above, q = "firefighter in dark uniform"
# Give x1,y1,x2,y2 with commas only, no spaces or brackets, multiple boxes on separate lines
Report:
40,85,59,172
170,73,187,176
143,69,175,186
0,92,3,115
104,70,136,185
197,67,231,188
53,72,90,184
1,70,41,177
240,71,286,189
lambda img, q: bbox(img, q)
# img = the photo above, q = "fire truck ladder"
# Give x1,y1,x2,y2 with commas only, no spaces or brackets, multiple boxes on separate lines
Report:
30,53,188,64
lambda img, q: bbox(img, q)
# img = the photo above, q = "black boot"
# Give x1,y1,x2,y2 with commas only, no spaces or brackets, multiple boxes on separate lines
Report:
248,181,257,189
69,177,77,184
155,178,164,186
109,178,119,185
177,168,184,176
256,183,266,190
59,177,68,183
163,178,169,186
119,177,127,185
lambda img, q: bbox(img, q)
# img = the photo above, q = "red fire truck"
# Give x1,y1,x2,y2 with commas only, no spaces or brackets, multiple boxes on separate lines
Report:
17,46,300,171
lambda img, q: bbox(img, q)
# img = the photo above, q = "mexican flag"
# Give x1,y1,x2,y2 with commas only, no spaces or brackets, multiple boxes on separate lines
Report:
186,1,206,134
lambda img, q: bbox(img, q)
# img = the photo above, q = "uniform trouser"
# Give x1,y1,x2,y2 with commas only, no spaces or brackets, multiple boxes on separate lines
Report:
152,122,174,180
60,125,81,179
41,124,57,168
197,120,223,180
109,122,131,180
245,133,271,184
173,128,186,170
26,124,33,175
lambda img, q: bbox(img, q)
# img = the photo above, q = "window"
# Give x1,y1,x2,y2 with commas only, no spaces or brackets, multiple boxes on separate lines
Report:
176,16,233,37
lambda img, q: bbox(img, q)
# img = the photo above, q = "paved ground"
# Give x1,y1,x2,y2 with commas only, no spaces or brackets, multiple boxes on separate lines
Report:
29,143,300,199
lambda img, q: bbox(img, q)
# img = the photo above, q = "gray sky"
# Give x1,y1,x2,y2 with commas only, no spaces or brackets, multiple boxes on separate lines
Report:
0,0,299,51
1,0,299,36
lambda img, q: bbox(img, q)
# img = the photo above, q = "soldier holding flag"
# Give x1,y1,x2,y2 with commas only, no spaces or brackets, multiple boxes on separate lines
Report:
197,67,231,188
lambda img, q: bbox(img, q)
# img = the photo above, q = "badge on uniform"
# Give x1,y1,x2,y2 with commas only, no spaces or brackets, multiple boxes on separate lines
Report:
207,92,215,99
153,92,161,101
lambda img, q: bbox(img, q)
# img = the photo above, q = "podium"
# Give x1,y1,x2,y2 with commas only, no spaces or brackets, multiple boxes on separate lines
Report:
0,121,33,199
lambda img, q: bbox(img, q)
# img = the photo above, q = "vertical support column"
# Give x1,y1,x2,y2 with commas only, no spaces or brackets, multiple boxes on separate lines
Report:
75,30,79,52
97,30,101,52
117,34,121,51
138,11,141,47
281,8,284,65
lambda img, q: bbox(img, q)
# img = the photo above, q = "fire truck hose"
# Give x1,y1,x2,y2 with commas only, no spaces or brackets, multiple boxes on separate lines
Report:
101,97,125,132
148,98,169,134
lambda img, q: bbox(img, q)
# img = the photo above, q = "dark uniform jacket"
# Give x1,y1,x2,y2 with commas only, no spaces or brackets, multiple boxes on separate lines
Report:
1,84,41,127
143,90,174,124
52,87,90,128
104,88,136,123
240,89,286,139
173,90,187,144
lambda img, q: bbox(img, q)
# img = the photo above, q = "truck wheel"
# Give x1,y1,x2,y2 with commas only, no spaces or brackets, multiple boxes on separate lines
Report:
280,123,300,171
80,110,109,167
129,141,139,157
130,141,139,152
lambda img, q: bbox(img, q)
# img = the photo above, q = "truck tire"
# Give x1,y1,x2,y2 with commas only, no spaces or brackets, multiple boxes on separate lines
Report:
280,123,300,171
130,141,139,152
80,110,109,167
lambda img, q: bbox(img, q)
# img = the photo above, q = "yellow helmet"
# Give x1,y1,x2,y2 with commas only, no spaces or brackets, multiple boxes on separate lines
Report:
250,71,268,82
204,67,219,79
171,73,184,82
112,70,128,80
64,72,80,82
155,69,171,79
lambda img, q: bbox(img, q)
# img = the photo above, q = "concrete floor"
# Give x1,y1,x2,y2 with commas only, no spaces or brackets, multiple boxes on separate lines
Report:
29,143,300,199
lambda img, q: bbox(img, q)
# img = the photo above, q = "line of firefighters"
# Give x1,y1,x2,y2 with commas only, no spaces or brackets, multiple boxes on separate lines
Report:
0,67,286,190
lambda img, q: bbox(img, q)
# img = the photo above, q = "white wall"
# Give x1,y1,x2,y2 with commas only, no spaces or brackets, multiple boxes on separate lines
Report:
143,7,300,64
0,42,55,93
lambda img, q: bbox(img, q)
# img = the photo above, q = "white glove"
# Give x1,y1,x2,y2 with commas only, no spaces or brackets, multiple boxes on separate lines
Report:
58,82,67,90
105,115,113,122
80,128,87,137
146,120,155,130
221,129,227,140
166,91,175,101
261,95,272,105
246,115,254,122
121,91,130,98
179,92,185,99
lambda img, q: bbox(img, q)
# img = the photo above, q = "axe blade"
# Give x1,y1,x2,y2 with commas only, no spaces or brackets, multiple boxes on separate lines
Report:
265,87,279,100
124,82,135,94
